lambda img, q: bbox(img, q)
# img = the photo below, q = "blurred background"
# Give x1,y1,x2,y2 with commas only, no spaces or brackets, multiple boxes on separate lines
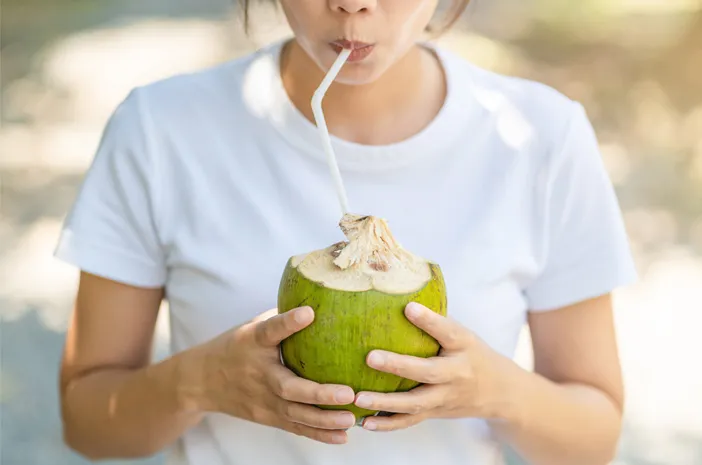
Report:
1,0,702,464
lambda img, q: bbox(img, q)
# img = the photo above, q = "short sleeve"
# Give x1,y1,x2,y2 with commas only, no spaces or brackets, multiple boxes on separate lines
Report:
525,102,637,311
54,88,166,288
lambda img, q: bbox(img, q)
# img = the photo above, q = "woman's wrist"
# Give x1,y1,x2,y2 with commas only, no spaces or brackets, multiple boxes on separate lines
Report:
167,344,216,417
481,353,528,428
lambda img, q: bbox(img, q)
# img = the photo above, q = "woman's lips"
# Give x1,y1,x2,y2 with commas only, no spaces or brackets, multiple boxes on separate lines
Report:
330,40,375,62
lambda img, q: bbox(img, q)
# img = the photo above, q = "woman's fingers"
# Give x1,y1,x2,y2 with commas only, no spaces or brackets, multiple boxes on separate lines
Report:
282,420,349,445
254,307,314,347
365,350,453,384
354,384,444,414
281,401,356,430
267,364,355,406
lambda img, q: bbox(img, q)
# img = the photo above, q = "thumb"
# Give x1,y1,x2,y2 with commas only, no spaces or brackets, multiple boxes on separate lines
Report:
251,308,279,324
253,306,314,347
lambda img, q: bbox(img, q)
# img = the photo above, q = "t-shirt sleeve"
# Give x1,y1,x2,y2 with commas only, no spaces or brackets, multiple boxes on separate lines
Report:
54,88,167,288
524,101,637,312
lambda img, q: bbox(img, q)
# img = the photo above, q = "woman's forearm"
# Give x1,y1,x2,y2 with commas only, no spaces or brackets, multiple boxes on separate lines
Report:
490,364,623,465
61,351,205,460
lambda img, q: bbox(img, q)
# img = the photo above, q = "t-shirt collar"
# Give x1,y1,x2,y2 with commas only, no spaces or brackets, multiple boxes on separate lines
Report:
245,38,476,172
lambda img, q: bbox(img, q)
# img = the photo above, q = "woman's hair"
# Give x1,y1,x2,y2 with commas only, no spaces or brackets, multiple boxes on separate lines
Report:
240,0,471,36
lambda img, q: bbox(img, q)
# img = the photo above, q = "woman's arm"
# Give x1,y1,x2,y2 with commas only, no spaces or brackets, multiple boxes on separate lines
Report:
60,271,359,460
489,293,625,465
59,272,205,460
350,295,624,465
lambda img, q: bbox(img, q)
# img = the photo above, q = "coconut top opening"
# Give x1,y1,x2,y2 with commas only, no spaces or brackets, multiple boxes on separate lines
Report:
293,214,432,294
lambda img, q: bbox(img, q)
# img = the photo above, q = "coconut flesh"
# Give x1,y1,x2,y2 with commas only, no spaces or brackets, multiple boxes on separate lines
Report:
278,213,447,421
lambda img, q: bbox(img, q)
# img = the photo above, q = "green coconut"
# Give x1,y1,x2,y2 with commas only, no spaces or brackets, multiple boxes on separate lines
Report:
277,213,447,422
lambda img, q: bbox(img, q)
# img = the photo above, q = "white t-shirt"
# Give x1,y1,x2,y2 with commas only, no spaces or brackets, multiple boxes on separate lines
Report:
55,39,637,465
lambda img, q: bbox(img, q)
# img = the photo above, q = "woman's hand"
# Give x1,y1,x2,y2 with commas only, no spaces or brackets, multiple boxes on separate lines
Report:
352,302,518,432
185,306,357,444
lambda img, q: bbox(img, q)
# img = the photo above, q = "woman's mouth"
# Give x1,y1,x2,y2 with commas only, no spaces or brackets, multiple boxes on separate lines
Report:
330,40,375,62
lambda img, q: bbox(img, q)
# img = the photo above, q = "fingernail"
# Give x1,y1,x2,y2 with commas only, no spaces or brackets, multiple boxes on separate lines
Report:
406,302,423,318
368,351,386,367
294,307,312,324
332,433,347,444
336,414,355,427
355,394,372,408
335,389,354,404
363,420,377,431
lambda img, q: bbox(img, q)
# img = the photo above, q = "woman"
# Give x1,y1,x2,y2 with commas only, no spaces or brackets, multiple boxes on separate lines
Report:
55,0,637,464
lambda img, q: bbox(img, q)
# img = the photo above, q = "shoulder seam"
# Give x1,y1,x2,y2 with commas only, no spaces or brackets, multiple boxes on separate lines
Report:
549,100,584,176
130,87,167,257
533,99,580,241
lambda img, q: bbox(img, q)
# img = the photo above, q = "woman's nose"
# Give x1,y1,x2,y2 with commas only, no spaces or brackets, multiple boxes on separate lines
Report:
328,0,377,14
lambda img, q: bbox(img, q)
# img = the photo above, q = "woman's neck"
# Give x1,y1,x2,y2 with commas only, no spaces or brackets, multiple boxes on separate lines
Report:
280,39,446,146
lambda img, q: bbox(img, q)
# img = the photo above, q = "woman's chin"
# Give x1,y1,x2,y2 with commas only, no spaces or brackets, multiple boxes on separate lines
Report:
325,59,392,87
333,70,385,86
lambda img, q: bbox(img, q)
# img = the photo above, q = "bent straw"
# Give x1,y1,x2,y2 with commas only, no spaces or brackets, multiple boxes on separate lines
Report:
311,48,352,216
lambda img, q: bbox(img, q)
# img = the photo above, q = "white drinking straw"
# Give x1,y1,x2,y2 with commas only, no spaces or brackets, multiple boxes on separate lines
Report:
311,48,352,216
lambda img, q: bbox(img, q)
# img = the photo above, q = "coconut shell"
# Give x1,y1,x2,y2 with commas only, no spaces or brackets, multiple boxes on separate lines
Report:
277,257,448,421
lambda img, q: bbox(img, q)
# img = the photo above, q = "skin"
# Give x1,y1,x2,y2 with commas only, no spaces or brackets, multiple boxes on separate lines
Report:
59,1,625,463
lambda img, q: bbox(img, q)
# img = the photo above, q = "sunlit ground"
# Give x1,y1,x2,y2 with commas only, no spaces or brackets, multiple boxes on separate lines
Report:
2,2,702,464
